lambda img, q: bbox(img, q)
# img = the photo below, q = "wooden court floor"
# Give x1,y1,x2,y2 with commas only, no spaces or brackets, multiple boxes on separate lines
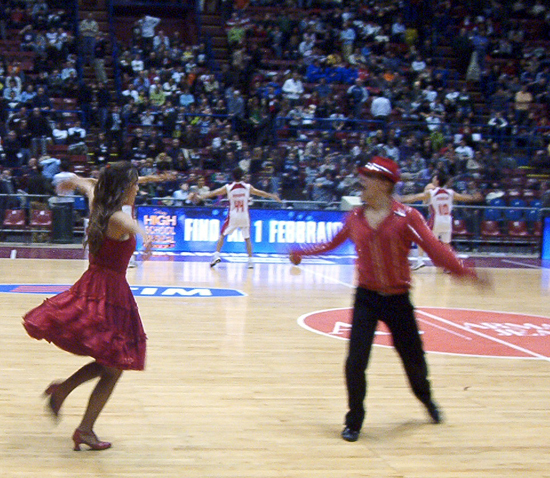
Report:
0,257,549,478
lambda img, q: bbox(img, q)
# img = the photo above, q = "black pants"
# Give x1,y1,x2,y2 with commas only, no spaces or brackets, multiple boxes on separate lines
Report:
345,288,432,431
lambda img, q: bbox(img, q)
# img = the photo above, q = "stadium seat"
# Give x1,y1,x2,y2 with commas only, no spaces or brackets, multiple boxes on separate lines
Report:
1,209,28,240
505,199,527,221
509,177,526,188
452,219,473,238
525,178,540,189
506,189,523,201
480,220,503,243
29,209,53,241
525,207,540,223
488,197,506,208
2,209,26,228
484,208,503,221
29,209,52,228
522,189,537,201
507,220,530,241
73,196,88,211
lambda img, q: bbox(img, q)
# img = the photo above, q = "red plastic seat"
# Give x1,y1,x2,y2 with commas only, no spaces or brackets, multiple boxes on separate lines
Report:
29,209,53,229
453,219,473,237
508,220,529,239
3,209,26,228
480,220,503,243
29,209,53,242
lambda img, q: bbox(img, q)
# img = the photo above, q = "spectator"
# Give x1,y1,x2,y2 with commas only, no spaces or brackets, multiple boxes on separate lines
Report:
455,139,474,161
370,94,392,121
136,15,160,51
282,72,304,105
79,13,99,64
52,121,69,144
2,130,23,169
3,78,21,100
347,79,368,118
32,87,52,111
340,21,356,60
515,84,533,125
0,167,18,216
68,120,87,154
39,155,61,180
93,131,111,165
26,163,55,206
19,84,37,106
105,104,124,154
93,32,108,84
312,170,336,203
172,181,191,206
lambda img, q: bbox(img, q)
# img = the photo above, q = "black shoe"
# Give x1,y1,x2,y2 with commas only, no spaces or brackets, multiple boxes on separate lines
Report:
210,257,221,268
425,401,442,424
341,427,360,442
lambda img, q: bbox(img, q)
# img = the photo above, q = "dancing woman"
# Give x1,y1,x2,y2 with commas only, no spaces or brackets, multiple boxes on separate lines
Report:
23,162,152,451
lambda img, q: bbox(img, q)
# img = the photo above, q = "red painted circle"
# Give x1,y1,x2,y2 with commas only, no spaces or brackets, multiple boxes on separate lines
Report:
298,307,550,359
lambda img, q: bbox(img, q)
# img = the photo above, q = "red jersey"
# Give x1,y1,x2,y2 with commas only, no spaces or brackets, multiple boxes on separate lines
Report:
298,201,476,295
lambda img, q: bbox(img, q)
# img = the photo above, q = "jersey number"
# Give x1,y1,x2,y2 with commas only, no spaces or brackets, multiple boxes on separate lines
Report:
234,199,245,212
438,203,450,216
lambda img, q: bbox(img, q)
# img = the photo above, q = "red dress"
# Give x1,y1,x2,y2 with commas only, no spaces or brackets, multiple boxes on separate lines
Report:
23,236,146,370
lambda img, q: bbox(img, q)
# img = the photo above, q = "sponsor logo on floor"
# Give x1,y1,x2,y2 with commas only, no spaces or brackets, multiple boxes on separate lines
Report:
299,307,550,359
0,284,245,298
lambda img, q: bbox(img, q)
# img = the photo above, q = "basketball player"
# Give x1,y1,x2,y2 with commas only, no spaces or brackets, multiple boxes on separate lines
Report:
410,177,436,270
399,172,482,270
192,167,281,269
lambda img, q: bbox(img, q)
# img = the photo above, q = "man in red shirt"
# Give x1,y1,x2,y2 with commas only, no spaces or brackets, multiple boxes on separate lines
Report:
290,156,490,442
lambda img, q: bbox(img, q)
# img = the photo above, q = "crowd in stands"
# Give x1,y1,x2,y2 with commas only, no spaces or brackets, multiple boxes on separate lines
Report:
1,0,550,221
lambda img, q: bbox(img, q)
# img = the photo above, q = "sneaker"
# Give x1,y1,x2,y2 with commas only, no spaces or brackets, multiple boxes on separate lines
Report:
128,255,137,268
341,427,360,442
210,256,221,268
247,259,254,269
411,261,425,271
425,400,442,424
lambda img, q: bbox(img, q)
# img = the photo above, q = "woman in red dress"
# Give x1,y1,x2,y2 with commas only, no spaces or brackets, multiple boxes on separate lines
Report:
23,161,152,451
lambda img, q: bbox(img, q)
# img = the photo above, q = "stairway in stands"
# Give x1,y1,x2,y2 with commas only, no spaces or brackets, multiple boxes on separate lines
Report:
77,0,115,92
201,13,229,65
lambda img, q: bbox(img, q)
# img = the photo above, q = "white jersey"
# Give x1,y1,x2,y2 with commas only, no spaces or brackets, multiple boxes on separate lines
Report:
224,181,251,229
428,187,454,233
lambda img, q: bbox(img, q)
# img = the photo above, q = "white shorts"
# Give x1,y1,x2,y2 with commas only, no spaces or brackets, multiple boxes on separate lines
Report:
433,226,451,244
222,223,250,239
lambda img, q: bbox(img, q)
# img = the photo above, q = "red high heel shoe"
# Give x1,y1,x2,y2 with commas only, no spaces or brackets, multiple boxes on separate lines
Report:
72,429,112,451
43,381,64,419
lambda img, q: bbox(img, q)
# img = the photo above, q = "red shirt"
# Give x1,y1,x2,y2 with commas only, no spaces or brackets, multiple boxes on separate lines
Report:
298,201,477,295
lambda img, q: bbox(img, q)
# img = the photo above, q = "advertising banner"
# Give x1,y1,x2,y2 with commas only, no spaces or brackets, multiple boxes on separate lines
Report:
136,206,354,255
543,217,550,260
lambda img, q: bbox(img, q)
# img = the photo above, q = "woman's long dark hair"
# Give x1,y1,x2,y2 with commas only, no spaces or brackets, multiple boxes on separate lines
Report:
86,161,139,255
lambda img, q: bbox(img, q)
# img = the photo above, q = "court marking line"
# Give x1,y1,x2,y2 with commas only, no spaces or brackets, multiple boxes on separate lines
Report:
501,259,542,269
297,307,350,342
298,268,550,360
416,317,472,340
298,266,356,289
416,309,550,362
297,308,550,360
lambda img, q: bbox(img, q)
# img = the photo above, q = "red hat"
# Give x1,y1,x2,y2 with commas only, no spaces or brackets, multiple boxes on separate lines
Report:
358,156,400,184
